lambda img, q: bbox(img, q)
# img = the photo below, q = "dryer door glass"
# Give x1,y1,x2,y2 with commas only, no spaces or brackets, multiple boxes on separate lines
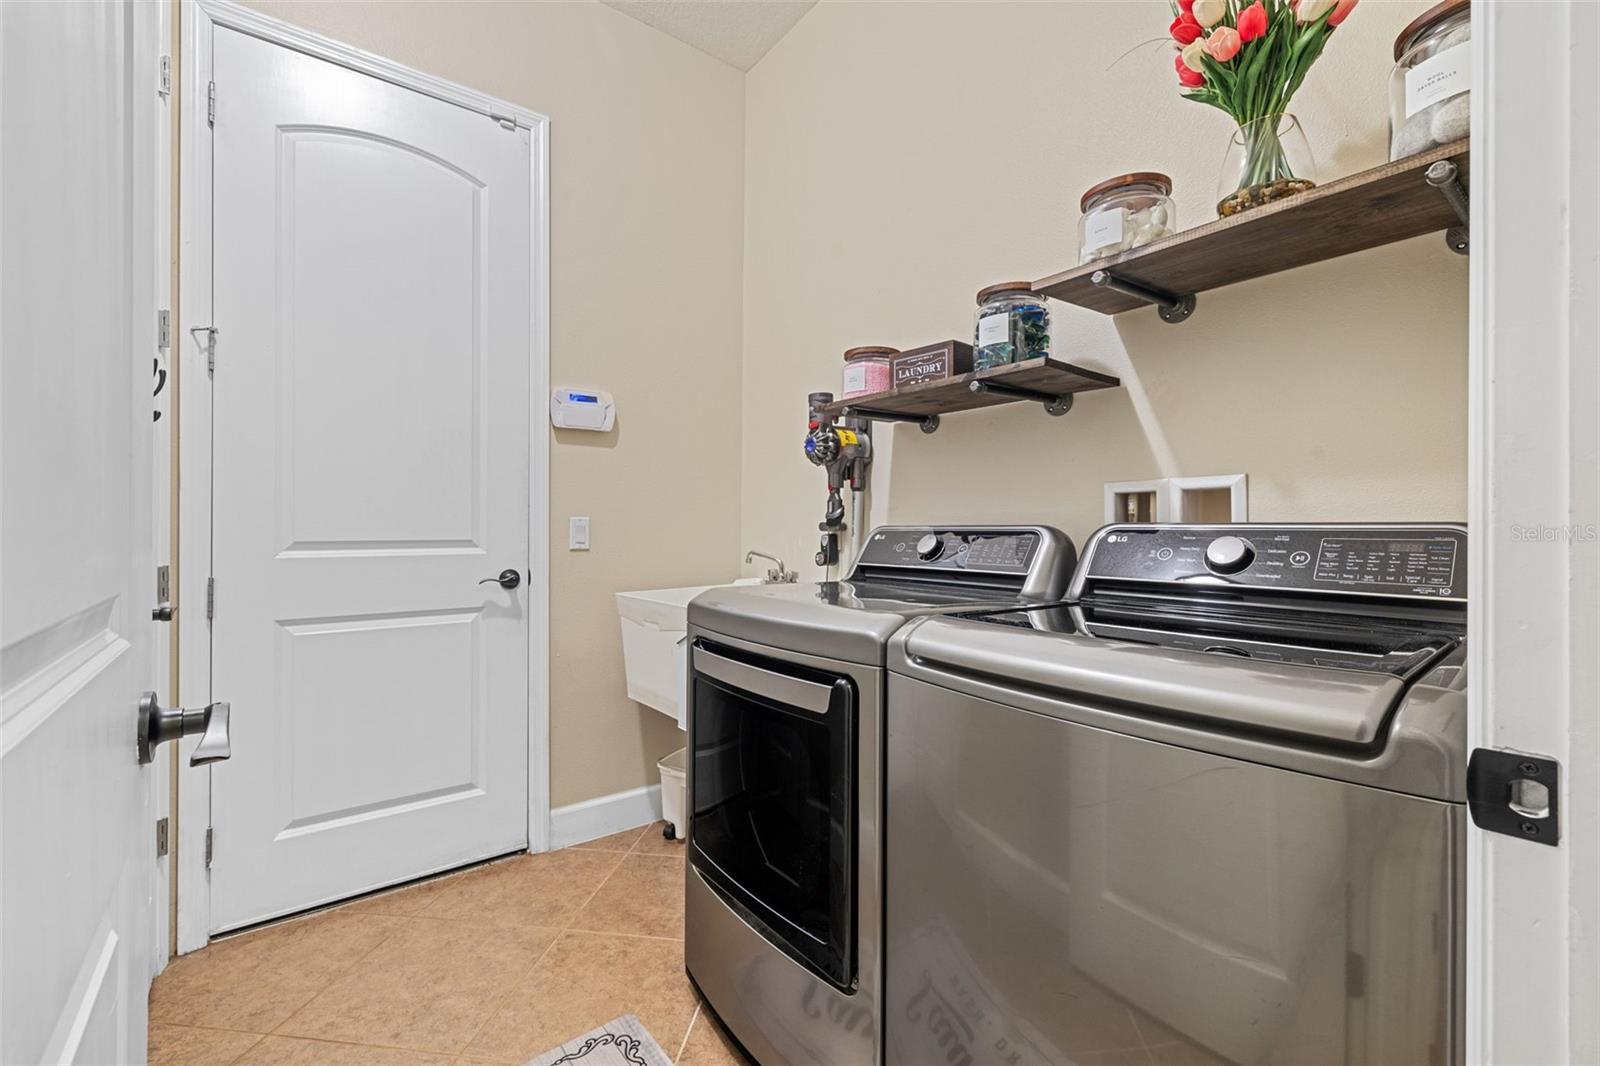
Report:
689,641,856,988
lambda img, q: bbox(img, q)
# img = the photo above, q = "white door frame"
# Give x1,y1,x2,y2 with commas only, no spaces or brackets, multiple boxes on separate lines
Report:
147,0,176,977
176,0,551,953
1467,1,1599,1062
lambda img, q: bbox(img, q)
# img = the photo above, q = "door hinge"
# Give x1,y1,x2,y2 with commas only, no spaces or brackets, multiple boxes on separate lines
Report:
204,826,214,868
158,55,171,99
207,80,216,126
1467,748,1562,845
155,817,170,858
206,577,216,622
157,309,171,352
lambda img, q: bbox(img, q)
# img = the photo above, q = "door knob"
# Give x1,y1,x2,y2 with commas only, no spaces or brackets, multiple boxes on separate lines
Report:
479,568,521,590
138,692,231,766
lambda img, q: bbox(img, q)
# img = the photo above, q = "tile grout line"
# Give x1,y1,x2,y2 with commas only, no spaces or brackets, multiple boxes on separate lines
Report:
151,915,402,1040
261,914,410,1039
562,848,632,930
454,927,567,1061
148,1022,264,1066
223,1031,264,1066
149,1020,271,1039
161,841,669,1065
673,1002,702,1064
562,925,684,943
231,1028,478,1060
563,844,684,942
162,1021,488,1064
626,823,652,856
453,846,630,1061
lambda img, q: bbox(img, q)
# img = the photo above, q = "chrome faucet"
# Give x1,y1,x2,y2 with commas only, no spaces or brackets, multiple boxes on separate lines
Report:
745,550,798,584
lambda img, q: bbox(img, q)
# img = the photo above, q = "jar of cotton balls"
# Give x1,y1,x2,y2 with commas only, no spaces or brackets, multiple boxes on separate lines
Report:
1389,0,1470,161
1077,173,1175,265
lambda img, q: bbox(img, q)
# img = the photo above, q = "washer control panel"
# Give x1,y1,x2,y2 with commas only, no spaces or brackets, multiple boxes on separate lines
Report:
1079,525,1467,600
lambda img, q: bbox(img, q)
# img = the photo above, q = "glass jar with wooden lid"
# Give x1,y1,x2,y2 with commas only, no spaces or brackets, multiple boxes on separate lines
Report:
842,346,897,399
973,282,1049,371
1389,0,1471,161
1078,172,1175,264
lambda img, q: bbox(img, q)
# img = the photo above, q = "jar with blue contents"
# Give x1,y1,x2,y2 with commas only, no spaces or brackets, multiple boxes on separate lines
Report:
973,281,1049,370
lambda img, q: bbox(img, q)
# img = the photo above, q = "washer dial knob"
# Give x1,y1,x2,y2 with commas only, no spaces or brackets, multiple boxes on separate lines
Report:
1205,535,1255,574
916,533,943,560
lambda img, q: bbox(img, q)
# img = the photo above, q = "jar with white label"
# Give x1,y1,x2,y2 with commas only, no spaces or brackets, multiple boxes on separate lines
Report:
1077,173,1175,264
842,346,896,399
1389,0,1470,161
973,282,1049,371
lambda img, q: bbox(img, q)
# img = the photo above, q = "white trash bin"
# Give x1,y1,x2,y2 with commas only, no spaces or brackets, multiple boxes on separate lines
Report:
659,746,687,841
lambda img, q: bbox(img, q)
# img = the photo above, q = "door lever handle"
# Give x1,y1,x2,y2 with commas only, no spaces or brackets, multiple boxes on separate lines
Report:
479,568,521,590
138,692,231,766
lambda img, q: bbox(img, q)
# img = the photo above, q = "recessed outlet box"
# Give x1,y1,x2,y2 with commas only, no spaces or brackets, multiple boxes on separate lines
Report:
1105,475,1248,524
1108,481,1163,524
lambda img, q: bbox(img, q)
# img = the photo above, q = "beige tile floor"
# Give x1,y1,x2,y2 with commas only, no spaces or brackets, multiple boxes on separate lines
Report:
150,823,751,1066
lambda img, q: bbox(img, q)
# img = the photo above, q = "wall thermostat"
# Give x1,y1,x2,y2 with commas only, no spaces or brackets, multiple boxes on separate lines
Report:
550,387,615,432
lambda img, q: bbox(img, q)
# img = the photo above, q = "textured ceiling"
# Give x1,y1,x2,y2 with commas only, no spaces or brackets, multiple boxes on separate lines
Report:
598,0,818,71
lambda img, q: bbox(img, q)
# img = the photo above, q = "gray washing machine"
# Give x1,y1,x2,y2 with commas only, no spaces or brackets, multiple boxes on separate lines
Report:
885,524,1468,1066
684,526,1078,1066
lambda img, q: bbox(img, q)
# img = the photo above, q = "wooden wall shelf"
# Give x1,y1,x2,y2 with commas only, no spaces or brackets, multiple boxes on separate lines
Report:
820,357,1120,433
1035,139,1470,320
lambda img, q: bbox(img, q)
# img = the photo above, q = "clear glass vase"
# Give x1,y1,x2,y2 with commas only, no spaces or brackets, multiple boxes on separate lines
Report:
1216,114,1318,217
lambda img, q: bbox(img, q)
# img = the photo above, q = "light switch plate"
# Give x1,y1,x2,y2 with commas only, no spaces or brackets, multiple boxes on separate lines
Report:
569,516,591,551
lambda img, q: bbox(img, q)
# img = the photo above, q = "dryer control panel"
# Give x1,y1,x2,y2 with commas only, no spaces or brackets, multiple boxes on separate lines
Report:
851,525,1078,601
1075,524,1467,601
857,528,1039,574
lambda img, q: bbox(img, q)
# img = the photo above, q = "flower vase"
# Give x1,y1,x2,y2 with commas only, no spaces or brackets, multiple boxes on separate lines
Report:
1216,114,1317,217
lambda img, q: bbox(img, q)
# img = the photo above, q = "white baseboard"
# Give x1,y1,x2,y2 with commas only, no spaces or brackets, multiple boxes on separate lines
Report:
548,783,662,850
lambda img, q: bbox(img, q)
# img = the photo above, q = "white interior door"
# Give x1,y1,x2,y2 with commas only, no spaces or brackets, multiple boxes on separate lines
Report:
1,2,161,1062
207,26,533,931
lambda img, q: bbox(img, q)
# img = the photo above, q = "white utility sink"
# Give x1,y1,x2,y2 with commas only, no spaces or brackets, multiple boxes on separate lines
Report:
616,581,758,729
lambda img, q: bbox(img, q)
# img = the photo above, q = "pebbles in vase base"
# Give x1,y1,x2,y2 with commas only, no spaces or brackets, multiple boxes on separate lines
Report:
1218,177,1316,217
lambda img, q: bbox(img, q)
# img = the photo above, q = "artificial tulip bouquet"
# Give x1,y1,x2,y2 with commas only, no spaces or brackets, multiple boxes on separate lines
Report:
1169,0,1358,214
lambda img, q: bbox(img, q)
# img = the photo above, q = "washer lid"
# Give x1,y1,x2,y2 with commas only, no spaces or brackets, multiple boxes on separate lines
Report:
898,615,1404,748
889,614,1467,801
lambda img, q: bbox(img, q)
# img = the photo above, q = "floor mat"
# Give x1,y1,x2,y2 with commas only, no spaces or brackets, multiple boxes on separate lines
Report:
524,1013,675,1066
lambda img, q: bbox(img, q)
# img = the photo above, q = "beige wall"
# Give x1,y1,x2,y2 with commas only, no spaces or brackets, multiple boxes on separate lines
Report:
241,1,747,807
220,0,1470,811
741,1,1467,566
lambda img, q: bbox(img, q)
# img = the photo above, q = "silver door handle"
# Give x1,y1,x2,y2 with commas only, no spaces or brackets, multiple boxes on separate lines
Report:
138,691,231,766
692,645,835,714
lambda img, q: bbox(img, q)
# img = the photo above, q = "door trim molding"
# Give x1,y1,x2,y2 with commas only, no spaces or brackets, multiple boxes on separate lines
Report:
190,0,548,130
176,0,552,952
1466,1,1600,1061
148,0,176,976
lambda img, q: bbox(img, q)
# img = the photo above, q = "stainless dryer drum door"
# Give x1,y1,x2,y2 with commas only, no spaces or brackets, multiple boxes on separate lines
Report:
689,640,858,989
